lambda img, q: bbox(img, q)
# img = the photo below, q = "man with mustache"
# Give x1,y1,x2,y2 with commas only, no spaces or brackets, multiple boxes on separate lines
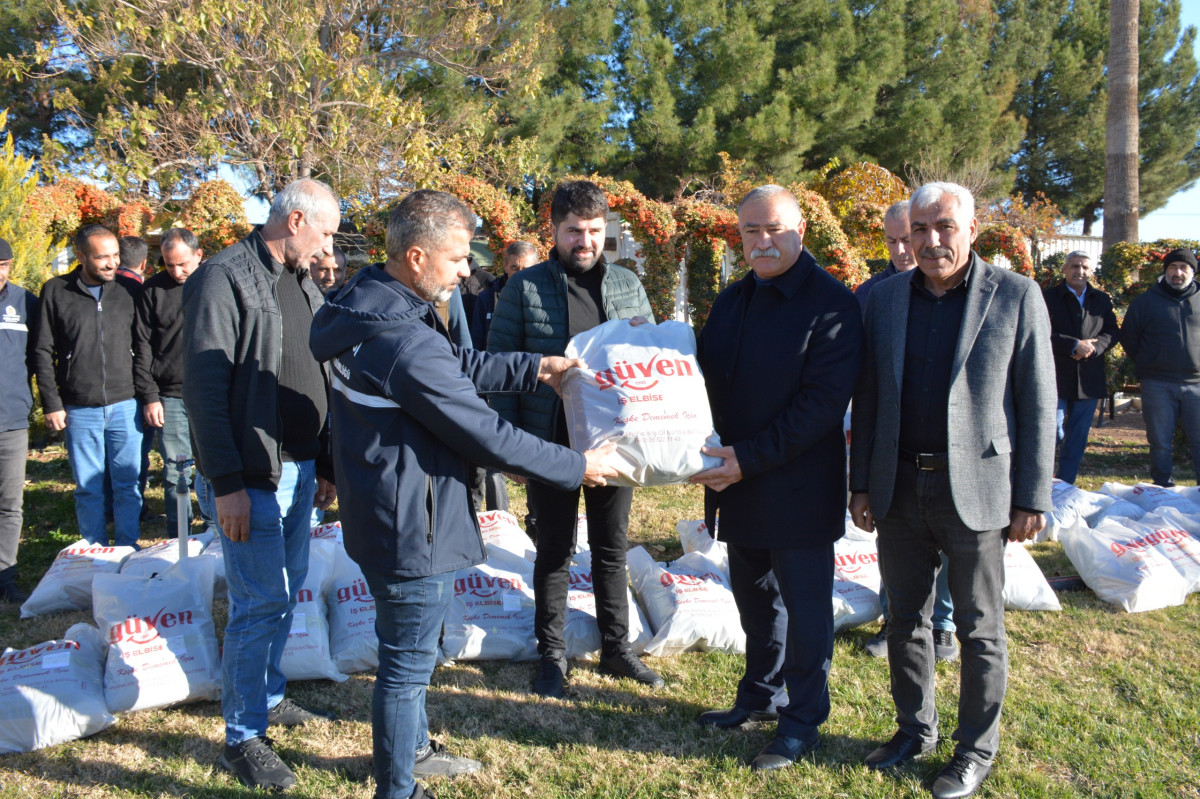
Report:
33,224,144,547
690,184,863,771
488,180,664,698
850,182,1055,799
1121,248,1200,486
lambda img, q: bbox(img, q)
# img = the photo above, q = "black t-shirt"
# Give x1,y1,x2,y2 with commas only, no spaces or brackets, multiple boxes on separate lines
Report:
565,265,607,339
275,268,327,462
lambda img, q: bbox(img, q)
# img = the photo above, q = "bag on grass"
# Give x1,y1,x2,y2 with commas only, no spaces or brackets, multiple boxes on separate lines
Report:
0,623,115,754
93,557,221,713
563,550,652,660
198,533,227,594
1099,482,1198,514
281,538,345,682
1042,481,1118,541
1059,519,1188,612
560,319,722,486
1115,511,1200,593
326,546,378,675
1091,499,1147,524
1002,542,1061,611
833,526,883,631
627,546,745,657
477,510,536,561
442,545,538,661
20,540,135,619
119,535,208,580
311,521,344,545
675,519,729,575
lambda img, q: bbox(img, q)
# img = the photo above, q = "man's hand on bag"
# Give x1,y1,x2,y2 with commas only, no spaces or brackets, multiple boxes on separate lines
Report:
582,442,619,487
689,445,743,492
538,356,585,395
849,492,874,533
216,489,252,542
629,316,650,326
1006,508,1045,542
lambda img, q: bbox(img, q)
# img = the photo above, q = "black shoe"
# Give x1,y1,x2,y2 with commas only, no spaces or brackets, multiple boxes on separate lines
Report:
412,739,482,779
930,752,992,799
267,697,334,727
750,734,820,771
217,736,296,790
697,706,779,729
864,620,889,658
864,730,937,770
599,649,665,688
934,629,960,662
410,783,436,799
0,581,30,603
532,652,569,698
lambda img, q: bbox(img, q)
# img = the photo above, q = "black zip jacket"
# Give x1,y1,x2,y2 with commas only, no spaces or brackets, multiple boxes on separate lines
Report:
33,268,139,413
134,269,186,403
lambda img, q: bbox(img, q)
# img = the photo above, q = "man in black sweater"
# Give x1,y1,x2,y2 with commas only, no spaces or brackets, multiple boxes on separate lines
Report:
134,227,204,535
184,179,339,791
34,224,143,546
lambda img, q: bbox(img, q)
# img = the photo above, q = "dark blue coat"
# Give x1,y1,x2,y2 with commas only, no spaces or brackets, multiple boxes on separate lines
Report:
697,249,863,549
309,264,585,579
0,281,38,431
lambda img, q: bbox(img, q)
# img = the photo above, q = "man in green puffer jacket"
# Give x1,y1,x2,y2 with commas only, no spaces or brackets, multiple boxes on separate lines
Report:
487,180,665,698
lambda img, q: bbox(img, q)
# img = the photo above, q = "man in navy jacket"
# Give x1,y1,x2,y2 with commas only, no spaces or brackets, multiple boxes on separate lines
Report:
691,185,863,771
310,189,615,799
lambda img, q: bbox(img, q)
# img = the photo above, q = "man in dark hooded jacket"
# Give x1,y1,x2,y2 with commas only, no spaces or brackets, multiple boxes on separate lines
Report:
309,189,615,799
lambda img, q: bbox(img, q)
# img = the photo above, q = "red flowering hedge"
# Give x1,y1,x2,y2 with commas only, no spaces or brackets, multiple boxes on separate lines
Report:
975,223,1034,277
176,179,252,255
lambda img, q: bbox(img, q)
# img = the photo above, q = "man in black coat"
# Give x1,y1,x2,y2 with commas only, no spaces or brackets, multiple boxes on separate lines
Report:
691,184,863,771
1042,251,1118,483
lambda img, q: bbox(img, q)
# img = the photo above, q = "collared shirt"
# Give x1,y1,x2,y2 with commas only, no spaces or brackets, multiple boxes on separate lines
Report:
898,264,973,454
1067,282,1086,308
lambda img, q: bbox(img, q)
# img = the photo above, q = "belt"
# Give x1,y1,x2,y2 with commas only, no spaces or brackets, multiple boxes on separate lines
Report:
899,449,949,471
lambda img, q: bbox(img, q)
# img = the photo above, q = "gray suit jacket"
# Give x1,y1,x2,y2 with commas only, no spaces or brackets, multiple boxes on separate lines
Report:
849,253,1056,531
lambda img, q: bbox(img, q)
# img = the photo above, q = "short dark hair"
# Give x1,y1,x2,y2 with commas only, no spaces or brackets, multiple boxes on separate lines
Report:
161,227,201,253
119,236,148,269
505,240,539,260
385,190,477,261
550,180,609,227
74,224,116,256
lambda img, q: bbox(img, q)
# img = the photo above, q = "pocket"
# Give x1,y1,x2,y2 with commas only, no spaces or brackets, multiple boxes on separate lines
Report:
424,473,436,546
989,436,1012,456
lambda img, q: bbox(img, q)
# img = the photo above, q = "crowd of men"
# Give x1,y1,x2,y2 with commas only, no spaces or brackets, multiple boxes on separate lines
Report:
0,175,1198,799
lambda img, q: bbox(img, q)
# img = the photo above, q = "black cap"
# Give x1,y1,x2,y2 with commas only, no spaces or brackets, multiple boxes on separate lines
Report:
1163,248,1198,272
0,238,11,261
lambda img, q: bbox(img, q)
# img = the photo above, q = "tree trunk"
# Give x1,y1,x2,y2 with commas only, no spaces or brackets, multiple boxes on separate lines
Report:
1104,0,1139,249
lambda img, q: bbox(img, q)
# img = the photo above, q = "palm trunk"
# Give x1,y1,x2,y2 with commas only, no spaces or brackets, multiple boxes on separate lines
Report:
1103,0,1139,249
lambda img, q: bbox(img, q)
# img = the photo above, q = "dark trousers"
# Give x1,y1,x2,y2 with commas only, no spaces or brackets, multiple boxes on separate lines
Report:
0,428,27,578
727,541,834,741
529,479,631,656
876,461,1008,763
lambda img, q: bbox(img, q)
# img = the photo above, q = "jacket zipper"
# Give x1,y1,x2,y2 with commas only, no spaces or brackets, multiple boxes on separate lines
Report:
425,473,435,545
97,289,107,407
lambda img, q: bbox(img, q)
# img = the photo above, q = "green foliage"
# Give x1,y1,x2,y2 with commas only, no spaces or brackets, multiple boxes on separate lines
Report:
174,179,252,257
0,111,57,290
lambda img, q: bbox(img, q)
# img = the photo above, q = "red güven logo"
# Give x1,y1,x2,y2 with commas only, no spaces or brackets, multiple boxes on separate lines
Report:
594,354,695,392
835,552,879,575
660,571,724,587
1109,528,1191,556
0,640,80,667
336,578,375,604
108,607,195,645
454,572,525,598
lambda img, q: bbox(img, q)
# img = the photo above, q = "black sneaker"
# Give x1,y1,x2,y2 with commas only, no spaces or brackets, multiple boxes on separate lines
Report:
0,582,30,603
933,629,960,662
412,739,482,779
599,649,665,689
217,736,296,790
532,652,569,698
864,620,889,658
267,697,334,727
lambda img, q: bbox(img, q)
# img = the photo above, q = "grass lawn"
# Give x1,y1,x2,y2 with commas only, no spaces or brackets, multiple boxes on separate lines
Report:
1,411,1198,798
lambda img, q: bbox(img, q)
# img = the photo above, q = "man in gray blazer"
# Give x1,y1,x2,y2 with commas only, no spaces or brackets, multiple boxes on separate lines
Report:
848,182,1055,799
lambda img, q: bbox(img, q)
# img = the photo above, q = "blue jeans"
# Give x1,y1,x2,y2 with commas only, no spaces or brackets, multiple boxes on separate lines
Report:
879,550,955,632
1055,398,1098,484
1140,378,1200,486
198,460,316,745
159,397,195,533
364,569,455,799
64,400,142,546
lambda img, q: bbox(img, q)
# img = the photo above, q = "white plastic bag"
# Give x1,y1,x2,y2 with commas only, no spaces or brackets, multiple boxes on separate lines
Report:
563,550,652,660
1042,481,1118,541
477,510,536,561
1100,482,1198,514
560,319,722,486
20,540,135,619
627,546,745,657
1116,511,1200,593
1002,542,1061,611
119,536,207,580
675,519,729,574
0,623,115,754
311,521,344,545
833,525,883,631
281,538,345,682
93,557,221,713
1091,499,1147,524
326,546,378,675
1059,519,1188,612
198,533,227,594
442,545,538,661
